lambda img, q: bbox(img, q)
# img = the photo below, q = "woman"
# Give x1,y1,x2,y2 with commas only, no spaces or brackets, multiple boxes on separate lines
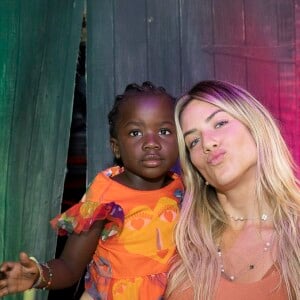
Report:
166,80,300,299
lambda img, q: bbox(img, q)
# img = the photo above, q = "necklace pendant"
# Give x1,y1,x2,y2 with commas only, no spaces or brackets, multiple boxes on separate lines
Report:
261,214,268,221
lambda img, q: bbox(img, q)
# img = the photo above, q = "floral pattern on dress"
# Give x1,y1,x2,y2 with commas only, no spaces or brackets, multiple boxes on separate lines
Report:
51,201,124,240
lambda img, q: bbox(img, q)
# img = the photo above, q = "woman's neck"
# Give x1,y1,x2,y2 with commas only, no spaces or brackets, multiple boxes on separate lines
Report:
217,183,271,229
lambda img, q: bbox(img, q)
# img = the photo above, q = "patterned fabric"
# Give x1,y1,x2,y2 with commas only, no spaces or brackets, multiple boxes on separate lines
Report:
51,201,124,240
51,166,184,300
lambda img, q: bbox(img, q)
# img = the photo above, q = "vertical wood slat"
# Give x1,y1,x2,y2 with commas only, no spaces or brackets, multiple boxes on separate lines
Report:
294,0,300,173
213,0,245,44
213,0,247,86
180,0,214,91
114,0,147,93
86,0,115,181
277,0,298,167
4,6,50,287
245,0,280,113
147,0,181,96
0,1,19,264
0,1,84,300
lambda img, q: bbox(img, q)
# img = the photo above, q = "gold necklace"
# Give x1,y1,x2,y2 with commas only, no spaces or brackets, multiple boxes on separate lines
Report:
217,231,275,281
225,213,268,222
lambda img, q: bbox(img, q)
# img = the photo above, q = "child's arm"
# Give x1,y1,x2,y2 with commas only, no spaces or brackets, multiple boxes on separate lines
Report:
0,220,104,296
46,220,104,289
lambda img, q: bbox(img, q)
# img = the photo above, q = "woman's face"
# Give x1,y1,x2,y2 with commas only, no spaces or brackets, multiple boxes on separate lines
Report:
180,100,257,192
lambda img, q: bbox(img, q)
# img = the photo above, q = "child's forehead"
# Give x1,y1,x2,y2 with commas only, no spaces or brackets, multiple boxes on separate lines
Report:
119,94,174,111
117,95,175,124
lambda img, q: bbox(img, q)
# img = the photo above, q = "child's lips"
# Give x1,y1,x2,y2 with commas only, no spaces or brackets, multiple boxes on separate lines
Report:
142,154,163,167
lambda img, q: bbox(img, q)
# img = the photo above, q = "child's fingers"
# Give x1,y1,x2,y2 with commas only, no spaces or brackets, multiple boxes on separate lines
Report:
0,253,38,295
0,262,14,273
19,252,33,268
0,286,10,298
0,252,31,273
0,272,8,297
0,271,6,280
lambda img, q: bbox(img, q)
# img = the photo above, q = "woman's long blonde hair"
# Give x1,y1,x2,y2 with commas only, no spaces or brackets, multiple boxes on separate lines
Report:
167,80,300,299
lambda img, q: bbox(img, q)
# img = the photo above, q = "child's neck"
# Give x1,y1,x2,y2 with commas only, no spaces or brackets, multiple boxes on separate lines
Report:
112,172,173,191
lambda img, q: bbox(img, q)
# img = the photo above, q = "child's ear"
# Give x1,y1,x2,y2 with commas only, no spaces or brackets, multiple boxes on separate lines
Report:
110,137,120,159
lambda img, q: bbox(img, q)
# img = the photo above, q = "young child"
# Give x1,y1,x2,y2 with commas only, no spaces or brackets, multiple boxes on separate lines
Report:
0,81,183,300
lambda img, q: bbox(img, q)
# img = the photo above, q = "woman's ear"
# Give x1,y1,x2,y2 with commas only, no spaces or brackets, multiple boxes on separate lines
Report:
110,137,120,159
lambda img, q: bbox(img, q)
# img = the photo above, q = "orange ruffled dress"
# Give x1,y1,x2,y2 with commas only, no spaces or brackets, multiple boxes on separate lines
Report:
51,166,184,300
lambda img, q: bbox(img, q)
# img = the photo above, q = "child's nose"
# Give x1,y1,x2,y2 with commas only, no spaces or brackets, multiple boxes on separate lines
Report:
143,134,161,150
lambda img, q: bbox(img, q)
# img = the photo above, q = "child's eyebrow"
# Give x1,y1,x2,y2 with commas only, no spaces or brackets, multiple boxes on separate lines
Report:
124,120,175,126
124,120,143,127
183,109,224,139
160,121,176,126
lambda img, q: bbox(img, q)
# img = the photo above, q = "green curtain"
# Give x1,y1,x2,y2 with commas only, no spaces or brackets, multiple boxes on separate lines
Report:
0,1,84,299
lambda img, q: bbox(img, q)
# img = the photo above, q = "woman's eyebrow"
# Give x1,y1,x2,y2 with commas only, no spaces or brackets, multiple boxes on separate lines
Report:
183,109,224,139
183,129,197,139
205,109,223,122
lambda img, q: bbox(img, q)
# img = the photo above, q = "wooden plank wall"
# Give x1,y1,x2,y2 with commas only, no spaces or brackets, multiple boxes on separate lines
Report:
87,0,299,181
87,0,182,180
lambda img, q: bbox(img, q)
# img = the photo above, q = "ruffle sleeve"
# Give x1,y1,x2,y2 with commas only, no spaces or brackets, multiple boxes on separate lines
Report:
50,201,124,241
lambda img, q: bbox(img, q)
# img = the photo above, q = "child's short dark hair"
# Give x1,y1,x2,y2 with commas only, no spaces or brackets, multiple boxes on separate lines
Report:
108,81,174,139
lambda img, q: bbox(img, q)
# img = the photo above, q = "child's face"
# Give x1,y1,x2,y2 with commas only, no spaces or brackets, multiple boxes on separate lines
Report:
110,95,178,185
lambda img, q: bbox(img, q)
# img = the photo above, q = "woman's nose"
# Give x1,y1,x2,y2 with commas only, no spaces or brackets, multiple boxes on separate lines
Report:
202,132,218,153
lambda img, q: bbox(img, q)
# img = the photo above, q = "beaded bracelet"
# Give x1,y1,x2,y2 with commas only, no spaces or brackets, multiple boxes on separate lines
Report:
29,256,45,289
29,257,53,290
41,262,53,290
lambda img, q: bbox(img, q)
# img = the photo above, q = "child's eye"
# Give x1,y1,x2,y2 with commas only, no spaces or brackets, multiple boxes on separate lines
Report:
129,130,142,137
189,137,201,149
215,120,228,128
159,128,171,135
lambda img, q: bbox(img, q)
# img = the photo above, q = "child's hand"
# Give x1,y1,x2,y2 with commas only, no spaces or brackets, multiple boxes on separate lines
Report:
0,252,40,297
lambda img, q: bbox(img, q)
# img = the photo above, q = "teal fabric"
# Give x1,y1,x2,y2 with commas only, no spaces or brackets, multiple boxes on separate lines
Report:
0,1,84,299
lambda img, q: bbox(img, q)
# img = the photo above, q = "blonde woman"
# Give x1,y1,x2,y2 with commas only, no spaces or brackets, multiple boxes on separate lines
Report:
166,80,300,299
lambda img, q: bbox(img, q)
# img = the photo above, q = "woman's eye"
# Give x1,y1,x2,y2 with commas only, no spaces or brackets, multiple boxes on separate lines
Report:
215,120,228,128
129,130,142,137
159,128,171,135
189,137,201,149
